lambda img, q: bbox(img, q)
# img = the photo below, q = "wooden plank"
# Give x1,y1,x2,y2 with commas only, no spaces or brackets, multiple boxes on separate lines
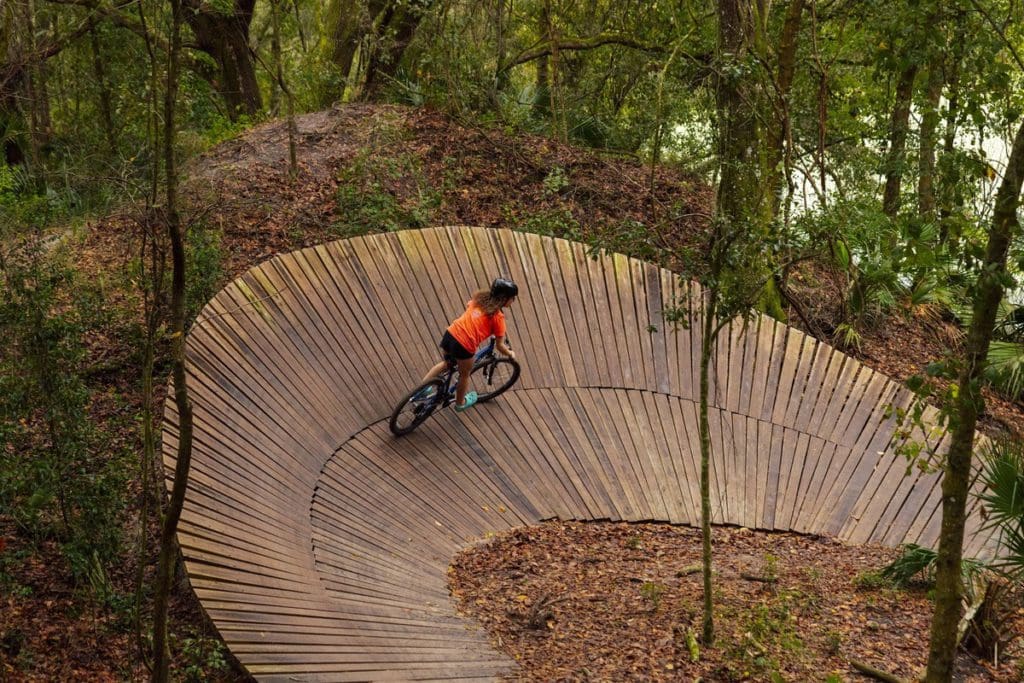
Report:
735,317,762,417
564,388,642,520
644,264,672,394
546,388,626,520
643,392,689,524
518,387,605,518
790,436,828,533
758,322,789,422
550,238,597,385
603,250,636,387
627,256,658,389
746,316,778,420
575,388,651,520
770,329,806,426
780,334,818,429
525,232,579,385
618,390,675,520
491,229,557,387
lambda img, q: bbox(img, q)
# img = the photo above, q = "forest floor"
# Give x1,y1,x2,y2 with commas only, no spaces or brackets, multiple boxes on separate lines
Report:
450,521,1024,682
2,103,1023,680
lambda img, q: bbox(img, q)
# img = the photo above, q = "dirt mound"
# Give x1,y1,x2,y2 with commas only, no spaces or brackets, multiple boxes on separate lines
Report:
182,103,713,279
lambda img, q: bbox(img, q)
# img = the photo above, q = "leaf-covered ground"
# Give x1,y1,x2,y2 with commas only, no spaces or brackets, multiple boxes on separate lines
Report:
3,103,1024,680
451,521,1024,682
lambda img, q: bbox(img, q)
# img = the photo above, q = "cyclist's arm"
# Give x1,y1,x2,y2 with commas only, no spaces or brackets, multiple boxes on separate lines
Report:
494,336,515,358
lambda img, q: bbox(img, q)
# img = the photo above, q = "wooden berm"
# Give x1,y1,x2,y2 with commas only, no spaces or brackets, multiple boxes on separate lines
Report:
162,226,997,681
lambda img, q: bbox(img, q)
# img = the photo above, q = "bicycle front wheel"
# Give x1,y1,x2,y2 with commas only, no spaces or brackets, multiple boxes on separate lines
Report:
389,378,444,436
469,357,521,403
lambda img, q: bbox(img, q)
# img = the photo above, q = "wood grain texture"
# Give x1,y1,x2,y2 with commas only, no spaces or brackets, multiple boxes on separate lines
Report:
164,226,997,681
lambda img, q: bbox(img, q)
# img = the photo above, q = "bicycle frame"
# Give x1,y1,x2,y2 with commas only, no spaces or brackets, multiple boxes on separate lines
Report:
435,337,500,407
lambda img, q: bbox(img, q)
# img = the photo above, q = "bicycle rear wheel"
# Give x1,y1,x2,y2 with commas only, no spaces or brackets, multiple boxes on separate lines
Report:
469,357,521,403
389,378,444,436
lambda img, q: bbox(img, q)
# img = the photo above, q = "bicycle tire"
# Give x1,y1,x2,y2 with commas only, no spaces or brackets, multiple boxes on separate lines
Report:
470,357,521,403
389,378,445,436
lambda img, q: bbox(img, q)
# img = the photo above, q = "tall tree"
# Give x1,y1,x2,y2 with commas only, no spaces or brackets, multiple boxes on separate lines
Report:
151,0,194,678
924,114,1024,683
361,0,434,100
182,0,261,119
880,62,918,217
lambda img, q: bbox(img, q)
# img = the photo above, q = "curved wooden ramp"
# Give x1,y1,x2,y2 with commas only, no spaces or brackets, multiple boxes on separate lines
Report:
163,226,997,681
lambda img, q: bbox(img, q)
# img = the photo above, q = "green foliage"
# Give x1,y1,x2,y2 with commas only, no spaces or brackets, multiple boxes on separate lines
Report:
185,223,225,322
878,543,986,594
725,589,805,680
333,151,442,236
639,580,666,609
507,205,583,242
176,631,229,683
977,440,1024,578
0,239,126,588
852,569,893,590
880,544,939,586
541,166,570,196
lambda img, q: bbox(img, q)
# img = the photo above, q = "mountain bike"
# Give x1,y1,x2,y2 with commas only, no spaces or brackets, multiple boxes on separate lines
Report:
389,337,521,436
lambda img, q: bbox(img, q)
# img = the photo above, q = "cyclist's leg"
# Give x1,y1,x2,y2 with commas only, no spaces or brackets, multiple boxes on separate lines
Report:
454,357,475,406
422,359,448,382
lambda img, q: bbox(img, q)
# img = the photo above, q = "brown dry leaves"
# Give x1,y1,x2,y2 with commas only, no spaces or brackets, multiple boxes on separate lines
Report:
450,521,1023,682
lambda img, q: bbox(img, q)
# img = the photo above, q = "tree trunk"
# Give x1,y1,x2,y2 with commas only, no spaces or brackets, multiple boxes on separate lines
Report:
924,116,1024,683
361,0,432,101
491,0,509,104
182,0,261,120
326,0,364,97
271,0,298,177
699,292,717,645
917,63,942,223
716,0,784,320
89,25,117,155
151,0,194,679
938,13,966,244
882,63,918,217
763,0,803,217
533,2,552,119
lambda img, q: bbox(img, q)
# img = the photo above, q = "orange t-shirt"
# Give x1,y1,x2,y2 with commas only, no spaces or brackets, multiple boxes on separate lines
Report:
447,300,507,353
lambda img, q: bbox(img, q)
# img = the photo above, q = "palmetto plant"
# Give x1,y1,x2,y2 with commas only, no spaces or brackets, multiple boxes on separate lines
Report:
978,440,1024,579
951,299,1024,399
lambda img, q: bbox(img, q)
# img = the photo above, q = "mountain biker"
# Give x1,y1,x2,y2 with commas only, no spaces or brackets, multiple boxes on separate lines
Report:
422,278,518,412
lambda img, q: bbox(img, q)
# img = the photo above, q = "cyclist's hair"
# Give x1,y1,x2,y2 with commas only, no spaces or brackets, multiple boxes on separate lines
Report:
472,288,506,315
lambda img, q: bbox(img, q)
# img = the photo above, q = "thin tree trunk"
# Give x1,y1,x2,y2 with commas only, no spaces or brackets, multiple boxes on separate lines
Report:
269,0,282,115
882,63,918,217
533,2,552,119
716,0,783,319
918,64,943,222
699,292,717,645
938,13,966,244
924,117,1024,683
89,25,117,155
271,0,298,177
492,0,509,104
151,0,192,678
764,0,804,217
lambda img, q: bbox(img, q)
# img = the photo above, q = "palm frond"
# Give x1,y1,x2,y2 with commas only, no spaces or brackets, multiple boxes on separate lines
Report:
984,341,1024,398
978,442,1024,579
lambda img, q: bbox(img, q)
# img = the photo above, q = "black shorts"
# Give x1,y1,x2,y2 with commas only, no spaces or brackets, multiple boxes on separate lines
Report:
439,331,474,361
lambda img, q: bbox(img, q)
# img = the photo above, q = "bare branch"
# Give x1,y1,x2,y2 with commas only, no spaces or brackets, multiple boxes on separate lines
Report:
502,33,666,71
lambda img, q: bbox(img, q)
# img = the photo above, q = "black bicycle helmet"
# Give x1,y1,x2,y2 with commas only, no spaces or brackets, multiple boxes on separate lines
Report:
490,277,519,299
